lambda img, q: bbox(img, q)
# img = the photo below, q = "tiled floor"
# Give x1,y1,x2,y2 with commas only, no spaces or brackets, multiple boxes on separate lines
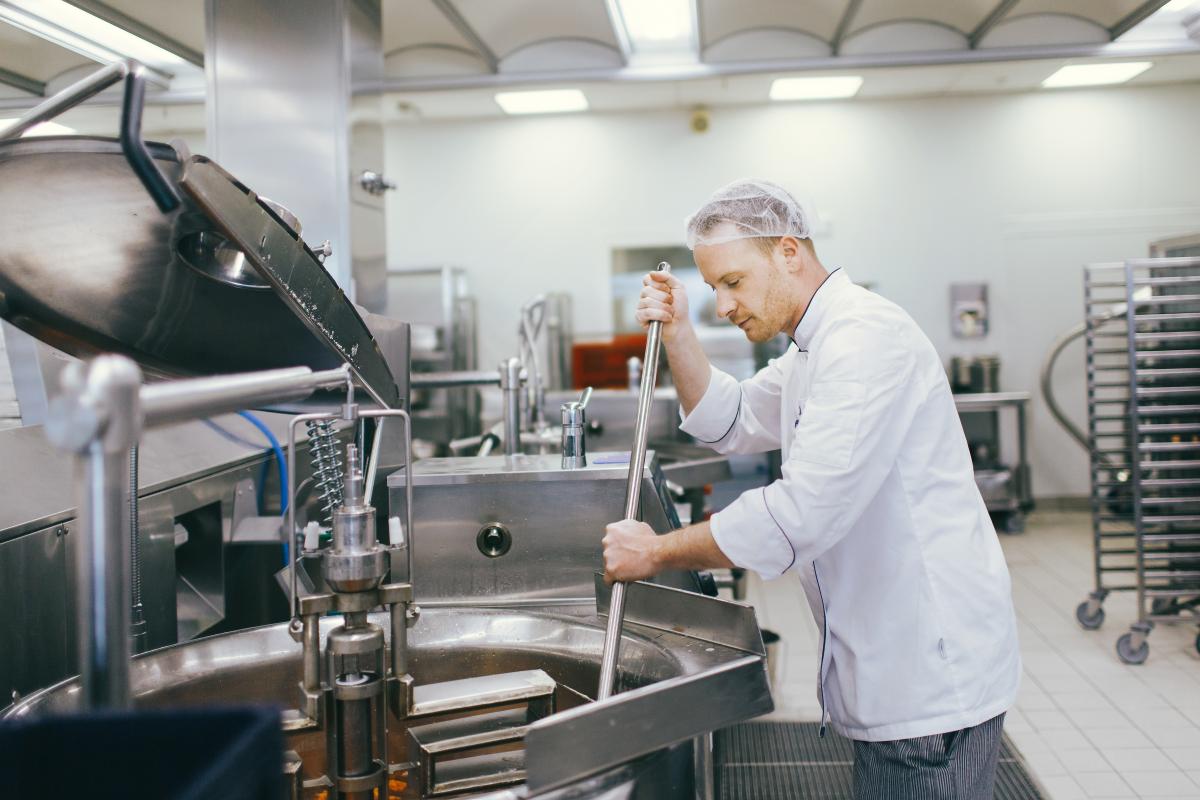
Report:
743,511,1200,799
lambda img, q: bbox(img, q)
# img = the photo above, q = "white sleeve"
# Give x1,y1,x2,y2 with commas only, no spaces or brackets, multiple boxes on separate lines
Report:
708,318,927,579
678,357,788,455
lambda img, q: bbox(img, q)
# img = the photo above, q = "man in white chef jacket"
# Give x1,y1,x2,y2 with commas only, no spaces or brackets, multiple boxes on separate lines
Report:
602,179,1021,799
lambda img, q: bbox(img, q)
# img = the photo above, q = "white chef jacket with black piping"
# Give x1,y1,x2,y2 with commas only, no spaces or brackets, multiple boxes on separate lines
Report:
679,269,1020,742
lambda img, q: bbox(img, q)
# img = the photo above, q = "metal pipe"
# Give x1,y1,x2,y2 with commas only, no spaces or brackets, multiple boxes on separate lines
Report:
141,365,350,427
500,357,523,456
302,615,320,697
45,355,143,710
410,370,502,389
128,445,147,654
598,262,669,701
78,444,133,708
1039,321,1090,451
0,60,128,139
361,408,414,585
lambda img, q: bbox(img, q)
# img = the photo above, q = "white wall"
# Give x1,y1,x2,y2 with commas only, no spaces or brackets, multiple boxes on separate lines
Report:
383,83,1200,498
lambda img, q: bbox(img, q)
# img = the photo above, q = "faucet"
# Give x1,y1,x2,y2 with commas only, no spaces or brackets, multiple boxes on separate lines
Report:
560,386,593,469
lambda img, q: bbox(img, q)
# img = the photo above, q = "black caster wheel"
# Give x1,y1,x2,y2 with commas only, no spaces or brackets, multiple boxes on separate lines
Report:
1116,632,1149,665
1194,631,1200,657
1076,601,1105,631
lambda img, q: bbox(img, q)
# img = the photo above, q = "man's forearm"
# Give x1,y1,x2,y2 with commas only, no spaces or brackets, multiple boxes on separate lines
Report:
664,323,713,416
653,520,735,572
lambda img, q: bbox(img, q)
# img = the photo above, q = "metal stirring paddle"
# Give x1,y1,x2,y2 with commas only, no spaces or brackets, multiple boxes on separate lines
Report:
597,261,670,701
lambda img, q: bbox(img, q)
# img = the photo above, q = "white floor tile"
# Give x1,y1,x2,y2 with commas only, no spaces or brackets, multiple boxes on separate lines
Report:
1073,770,1137,798
1100,748,1178,773
1119,770,1199,797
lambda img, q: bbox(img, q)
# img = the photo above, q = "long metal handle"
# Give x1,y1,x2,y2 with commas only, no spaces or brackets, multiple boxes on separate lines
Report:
0,60,181,213
597,262,669,701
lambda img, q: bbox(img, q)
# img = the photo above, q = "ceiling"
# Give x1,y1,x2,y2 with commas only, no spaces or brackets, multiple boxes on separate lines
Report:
0,0,1198,112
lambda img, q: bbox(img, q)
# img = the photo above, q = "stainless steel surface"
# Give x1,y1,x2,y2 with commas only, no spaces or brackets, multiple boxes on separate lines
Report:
560,387,593,470
952,391,1032,409
388,451,699,607
412,370,503,389
178,156,398,408
501,357,523,457
206,0,357,293
141,366,350,427
526,655,771,793
0,410,303,698
0,134,399,402
56,357,141,710
594,577,765,656
411,670,557,718
599,262,668,702
0,524,71,706
129,445,148,654
5,601,771,798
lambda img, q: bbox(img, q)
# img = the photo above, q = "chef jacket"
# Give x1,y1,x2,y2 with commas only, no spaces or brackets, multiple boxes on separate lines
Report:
679,268,1020,741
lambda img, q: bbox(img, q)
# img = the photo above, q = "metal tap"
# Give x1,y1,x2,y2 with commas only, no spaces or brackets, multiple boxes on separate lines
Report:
560,386,594,470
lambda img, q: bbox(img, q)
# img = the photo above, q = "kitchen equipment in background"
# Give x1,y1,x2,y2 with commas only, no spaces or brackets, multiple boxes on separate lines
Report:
1073,258,1200,665
951,282,989,338
949,355,1001,394
948,356,1033,532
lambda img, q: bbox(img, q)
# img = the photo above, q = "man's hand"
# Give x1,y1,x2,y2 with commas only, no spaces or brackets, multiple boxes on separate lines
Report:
602,519,661,585
636,270,690,342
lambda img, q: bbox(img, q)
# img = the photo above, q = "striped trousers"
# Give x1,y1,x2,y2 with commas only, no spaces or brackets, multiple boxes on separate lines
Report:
852,713,1005,800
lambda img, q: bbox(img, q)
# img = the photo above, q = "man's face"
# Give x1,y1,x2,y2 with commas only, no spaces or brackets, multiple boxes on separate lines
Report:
694,236,795,343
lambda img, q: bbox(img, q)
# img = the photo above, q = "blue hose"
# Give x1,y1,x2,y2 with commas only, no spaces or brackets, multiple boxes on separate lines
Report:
236,411,289,515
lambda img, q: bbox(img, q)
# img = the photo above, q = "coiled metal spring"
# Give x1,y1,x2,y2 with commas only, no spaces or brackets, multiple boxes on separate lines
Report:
306,419,344,524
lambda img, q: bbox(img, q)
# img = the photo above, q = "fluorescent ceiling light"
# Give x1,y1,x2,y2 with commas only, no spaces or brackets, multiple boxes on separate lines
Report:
613,0,696,53
495,89,589,115
1041,62,1152,88
0,119,76,137
770,76,864,101
1161,0,1196,12
0,0,189,78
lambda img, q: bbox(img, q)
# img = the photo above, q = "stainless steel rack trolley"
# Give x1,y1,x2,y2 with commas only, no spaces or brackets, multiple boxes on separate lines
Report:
1076,257,1200,664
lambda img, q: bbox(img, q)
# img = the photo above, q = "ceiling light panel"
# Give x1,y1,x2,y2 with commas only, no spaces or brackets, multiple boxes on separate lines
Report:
494,89,589,115
770,75,864,101
1041,61,1153,88
613,0,697,54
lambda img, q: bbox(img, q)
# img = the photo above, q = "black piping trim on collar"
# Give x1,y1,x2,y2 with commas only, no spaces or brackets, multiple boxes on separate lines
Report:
691,386,744,445
761,487,798,574
788,267,843,352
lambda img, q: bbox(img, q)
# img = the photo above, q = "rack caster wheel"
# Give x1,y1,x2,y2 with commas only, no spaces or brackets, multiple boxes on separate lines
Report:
1116,632,1149,665
1195,631,1200,657
1076,601,1105,631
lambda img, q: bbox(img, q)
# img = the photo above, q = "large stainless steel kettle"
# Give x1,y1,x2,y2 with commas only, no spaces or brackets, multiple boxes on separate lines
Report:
0,60,399,407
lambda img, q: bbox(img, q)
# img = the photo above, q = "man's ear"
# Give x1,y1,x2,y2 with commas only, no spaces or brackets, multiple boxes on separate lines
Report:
779,235,803,270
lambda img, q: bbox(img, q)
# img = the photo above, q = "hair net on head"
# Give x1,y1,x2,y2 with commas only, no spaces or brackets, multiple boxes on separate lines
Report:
684,179,810,249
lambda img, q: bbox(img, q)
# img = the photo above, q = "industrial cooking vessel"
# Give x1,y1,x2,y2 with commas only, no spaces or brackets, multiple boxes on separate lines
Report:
0,61,399,408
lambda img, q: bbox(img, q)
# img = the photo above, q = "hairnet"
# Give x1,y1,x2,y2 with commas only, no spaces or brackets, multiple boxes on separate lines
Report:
684,179,810,249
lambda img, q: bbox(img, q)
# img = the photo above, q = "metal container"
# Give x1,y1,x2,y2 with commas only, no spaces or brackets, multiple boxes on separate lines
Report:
4,600,771,798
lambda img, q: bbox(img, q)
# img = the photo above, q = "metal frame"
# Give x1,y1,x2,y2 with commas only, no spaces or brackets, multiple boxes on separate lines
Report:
831,0,864,55
62,0,204,66
1077,258,1200,663
969,0,1020,49
430,0,499,72
1110,0,1174,41
0,66,43,96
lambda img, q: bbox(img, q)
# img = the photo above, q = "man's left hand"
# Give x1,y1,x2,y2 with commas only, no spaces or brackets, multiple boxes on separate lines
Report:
602,519,661,585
